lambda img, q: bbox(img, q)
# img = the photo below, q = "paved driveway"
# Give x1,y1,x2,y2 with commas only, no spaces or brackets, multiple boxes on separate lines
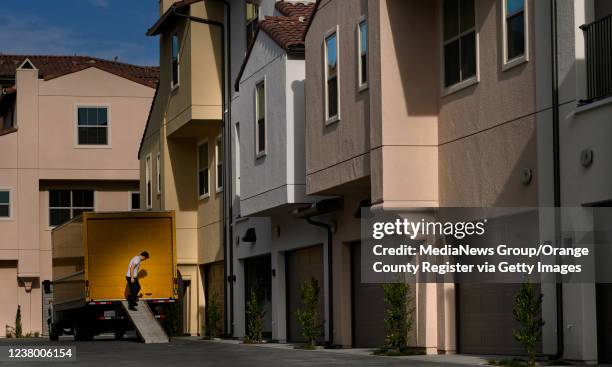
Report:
0,337,485,367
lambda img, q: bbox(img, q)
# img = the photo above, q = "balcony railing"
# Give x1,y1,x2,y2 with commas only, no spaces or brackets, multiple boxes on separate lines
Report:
580,14,612,103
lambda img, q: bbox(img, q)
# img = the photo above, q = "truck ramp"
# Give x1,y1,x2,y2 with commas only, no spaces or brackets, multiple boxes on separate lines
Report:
121,301,169,343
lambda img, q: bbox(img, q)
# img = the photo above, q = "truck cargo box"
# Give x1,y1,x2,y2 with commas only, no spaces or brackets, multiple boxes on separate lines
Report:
51,211,177,311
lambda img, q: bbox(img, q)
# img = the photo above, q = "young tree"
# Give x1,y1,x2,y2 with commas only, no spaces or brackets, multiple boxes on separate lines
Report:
15,305,22,338
295,278,322,347
382,282,413,352
513,282,544,367
245,288,264,343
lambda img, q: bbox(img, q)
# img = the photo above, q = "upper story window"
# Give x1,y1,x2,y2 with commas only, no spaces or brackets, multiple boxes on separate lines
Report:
156,153,161,195
0,189,11,219
246,1,260,47
443,0,477,90
503,0,527,67
130,191,141,211
255,81,266,157
77,106,108,146
171,33,180,89
325,29,340,123
216,135,223,192
145,155,152,208
198,141,210,198
49,189,94,227
358,19,368,89
0,91,16,131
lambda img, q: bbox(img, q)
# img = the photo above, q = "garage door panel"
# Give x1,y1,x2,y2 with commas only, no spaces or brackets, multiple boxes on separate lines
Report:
459,284,540,355
0,261,18,338
351,243,387,348
286,246,324,343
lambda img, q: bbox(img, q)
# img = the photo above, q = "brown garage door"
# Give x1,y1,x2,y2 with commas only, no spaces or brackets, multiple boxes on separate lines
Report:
351,243,387,348
597,284,612,362
286,245,324,343
204,261,225,335
458,284,540,355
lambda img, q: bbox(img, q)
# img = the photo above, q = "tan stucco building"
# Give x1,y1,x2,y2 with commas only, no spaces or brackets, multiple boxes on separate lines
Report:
304,0,541,353
0,55,157,337
139,0,227,336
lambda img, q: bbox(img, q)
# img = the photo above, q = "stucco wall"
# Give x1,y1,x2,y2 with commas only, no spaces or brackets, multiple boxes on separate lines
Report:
304,0,371,195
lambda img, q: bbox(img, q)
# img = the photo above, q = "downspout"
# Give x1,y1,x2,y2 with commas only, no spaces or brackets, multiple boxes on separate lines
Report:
550,0,564,360
171,0,234,337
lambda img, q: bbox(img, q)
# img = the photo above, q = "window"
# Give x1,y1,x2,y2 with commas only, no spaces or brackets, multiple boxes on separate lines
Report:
130,192,141,211
145,155,152,208
246,1,259,47
1,94,16,131
503,0,527,65
0,189,10,218
156,153,161,195
358,19,368,88
171,33,180,88
216,135,223,192
255,81,266,156
325,30,340,122
77,107,108,145
443,0,477,89
49,190,94,226
198,141,210,198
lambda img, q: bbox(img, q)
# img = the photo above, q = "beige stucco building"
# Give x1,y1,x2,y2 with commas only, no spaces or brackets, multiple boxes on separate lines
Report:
0,55,157,337
304,0,541,354
139,0,227,336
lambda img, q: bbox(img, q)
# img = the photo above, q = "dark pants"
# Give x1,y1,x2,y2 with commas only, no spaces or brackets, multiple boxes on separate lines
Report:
126,277,141,307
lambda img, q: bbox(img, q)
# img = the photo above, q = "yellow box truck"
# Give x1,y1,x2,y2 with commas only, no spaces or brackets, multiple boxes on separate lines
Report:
48,211,178,341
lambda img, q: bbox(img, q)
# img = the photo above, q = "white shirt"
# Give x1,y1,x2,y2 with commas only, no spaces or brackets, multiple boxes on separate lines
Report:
126,256,141,278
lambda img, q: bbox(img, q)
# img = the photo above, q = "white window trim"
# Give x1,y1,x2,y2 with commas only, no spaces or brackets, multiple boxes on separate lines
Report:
501,0,529,71
357,16,369,92
74,104,112,149
171,32,180,91
156,153,161,195
324,25,341,125
0,188,13,221
255,78,267,159
215,134,223,193
145,154,153,209
440,0,480,97
197,139,210,200
129,191,141,211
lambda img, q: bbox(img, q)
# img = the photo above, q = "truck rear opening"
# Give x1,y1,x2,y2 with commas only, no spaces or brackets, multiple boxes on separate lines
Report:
49,211,177,342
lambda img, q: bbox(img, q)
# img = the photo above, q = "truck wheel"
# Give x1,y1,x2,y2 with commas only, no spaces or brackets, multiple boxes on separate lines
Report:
74,325,93,341
114,331,124,340
49,324,60,341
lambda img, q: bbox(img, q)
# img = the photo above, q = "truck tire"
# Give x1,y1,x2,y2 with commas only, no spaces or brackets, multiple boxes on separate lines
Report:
49,324,60,341
114,330,124,340
74,325,93,341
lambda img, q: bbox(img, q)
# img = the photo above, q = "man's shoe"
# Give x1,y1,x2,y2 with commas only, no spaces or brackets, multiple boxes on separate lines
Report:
129,306,137,311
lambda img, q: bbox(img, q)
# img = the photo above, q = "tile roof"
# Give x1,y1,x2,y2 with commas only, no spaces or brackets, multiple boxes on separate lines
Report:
0,55,159,88
275,1,316,18
260,15,311,51
260,1,316,51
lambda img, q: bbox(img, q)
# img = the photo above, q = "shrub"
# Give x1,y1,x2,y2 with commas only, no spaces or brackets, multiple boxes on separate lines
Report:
382,282,413,352
245,288,264,343
205,292,223,338
513,282,544,367
295,278,322,347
